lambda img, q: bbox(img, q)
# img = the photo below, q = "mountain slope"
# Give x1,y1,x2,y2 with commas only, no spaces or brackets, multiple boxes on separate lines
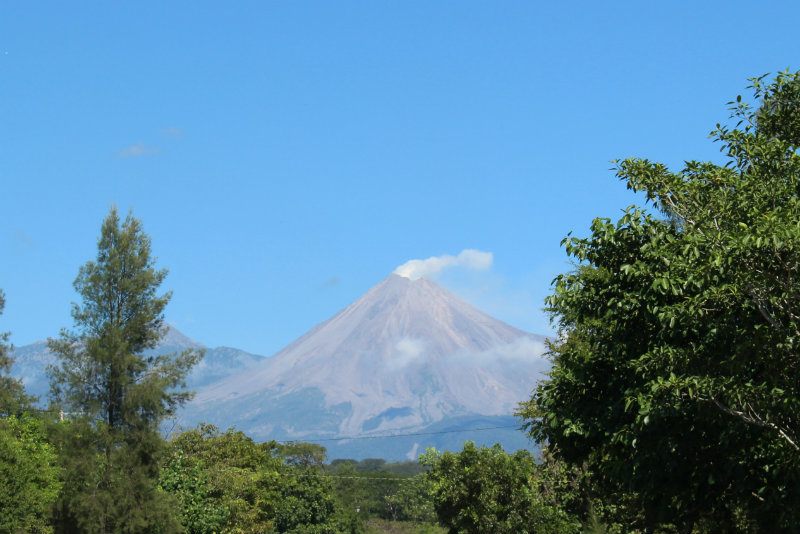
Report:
184,275,549,448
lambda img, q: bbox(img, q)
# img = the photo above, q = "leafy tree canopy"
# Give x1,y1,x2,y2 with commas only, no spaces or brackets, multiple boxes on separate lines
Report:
164,425,346,534
383,473,437,524
522,70,800,531
421,442,580,534
275,441,328,468
0,415,61,533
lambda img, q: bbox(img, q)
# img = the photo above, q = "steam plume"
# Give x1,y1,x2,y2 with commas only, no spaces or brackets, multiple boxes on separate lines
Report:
394,249,493,280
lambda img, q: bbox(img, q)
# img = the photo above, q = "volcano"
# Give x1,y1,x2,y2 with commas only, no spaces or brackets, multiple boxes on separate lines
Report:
182,274,548,456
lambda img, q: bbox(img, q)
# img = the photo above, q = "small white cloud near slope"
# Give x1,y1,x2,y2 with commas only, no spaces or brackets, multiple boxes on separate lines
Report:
387,338,426,370
394,249,493,280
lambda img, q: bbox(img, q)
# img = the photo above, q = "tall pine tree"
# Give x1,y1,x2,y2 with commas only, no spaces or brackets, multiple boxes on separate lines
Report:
48,208,201,533
0,289,31,414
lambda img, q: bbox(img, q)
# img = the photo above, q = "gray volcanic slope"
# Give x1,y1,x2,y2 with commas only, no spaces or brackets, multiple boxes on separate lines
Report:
182,275,549,451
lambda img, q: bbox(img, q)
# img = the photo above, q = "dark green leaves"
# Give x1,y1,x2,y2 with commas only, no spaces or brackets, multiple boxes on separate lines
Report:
523,70,800,531
47,208,202,533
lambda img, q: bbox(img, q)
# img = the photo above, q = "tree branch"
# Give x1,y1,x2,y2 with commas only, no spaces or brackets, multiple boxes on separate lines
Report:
706,397,798,451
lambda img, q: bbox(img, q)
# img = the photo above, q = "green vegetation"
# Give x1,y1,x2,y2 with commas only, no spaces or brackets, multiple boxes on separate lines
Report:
364,518,445,534
0,415,61,533
383,472,436,524
326,457,428,524
520,69,800,531
47,208,202,532
0,289,32,414
0,70,798,532
422,443,579,534
161,424,348,533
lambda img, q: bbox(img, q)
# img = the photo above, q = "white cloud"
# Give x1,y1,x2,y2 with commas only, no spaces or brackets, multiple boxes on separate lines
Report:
388,338,426,369
464,336,548,363
447,337,550,370
394,249,493,280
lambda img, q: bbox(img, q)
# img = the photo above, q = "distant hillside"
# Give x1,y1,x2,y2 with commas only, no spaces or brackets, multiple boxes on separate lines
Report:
319,415,535,461
10,327,266,402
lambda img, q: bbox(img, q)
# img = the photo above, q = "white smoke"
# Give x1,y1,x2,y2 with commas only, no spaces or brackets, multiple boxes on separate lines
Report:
394,249,493,280
406,442,421,461
388,338,427,369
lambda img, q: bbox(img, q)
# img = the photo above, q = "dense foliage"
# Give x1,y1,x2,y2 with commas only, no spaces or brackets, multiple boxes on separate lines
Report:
162,425,355,533
521,70,800,531
0,289,31,413
422,442,580,534
327,458,427,524
383,473,437,524
0,415,61,533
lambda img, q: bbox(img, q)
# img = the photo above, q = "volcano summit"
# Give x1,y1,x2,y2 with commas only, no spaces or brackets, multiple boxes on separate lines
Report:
181,274,548,458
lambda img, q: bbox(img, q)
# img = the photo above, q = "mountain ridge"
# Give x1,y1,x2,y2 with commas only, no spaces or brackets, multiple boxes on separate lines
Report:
10,326,267,400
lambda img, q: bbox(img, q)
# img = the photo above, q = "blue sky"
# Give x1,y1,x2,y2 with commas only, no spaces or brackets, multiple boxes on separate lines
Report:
2,1,798,354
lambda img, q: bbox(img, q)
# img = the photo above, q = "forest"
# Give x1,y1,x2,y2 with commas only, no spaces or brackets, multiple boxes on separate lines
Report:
1,70,799,533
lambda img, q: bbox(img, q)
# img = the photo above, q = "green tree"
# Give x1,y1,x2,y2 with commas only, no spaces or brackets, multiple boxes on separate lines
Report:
159,451,229,534
324,458,427,525
421,442,580,534
327,460,398,521
163,425,279,533
270,469,339,534
0,415,61,533
48,208,201,533
276,441,328,468
163,425,346,534
0,289,32,413
522,70,800,531
383,474,436,524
